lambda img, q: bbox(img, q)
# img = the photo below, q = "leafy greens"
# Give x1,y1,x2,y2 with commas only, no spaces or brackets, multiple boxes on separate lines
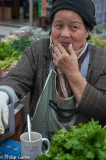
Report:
36,120,106,160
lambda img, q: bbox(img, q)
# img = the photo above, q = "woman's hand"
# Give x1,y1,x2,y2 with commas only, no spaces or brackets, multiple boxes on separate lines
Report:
52,43,87,103
52,43,79,77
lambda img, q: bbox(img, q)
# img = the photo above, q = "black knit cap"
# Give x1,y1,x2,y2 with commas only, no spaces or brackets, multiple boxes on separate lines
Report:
50,0,96,31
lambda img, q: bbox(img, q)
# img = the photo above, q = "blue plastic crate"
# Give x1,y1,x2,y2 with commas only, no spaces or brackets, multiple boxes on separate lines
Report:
0,139,21,160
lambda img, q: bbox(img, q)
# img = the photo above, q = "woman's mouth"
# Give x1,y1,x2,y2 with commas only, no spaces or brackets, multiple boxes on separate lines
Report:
60,42,70,47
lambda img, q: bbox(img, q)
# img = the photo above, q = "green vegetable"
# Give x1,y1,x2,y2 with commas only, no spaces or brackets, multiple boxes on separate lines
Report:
0,42,21,61
92,23,106,40
0,38,32,70
0,56,21,70
36,119,106,160
10,38,33,51
0,42,21,70
88,33,104,49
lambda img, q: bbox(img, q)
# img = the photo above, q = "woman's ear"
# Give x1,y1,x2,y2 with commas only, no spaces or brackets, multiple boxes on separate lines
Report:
87,31,92,40
86,30,90,40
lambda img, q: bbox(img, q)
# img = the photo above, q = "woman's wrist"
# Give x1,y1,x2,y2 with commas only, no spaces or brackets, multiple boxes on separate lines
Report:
66,72,87,103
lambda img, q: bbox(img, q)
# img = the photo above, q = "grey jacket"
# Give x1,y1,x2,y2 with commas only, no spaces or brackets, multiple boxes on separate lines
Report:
0,38,106,126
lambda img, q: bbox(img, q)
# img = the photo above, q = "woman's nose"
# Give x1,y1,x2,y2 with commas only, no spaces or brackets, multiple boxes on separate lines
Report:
61,27,70,37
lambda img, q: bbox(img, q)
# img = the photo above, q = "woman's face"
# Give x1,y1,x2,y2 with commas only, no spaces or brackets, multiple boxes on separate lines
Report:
51,10,90,51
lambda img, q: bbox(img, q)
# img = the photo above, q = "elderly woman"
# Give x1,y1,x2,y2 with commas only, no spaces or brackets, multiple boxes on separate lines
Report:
0,0,106,140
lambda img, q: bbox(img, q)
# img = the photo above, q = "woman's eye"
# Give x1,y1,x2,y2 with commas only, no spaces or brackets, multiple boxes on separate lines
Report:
55,24,62,28
71,25,77,30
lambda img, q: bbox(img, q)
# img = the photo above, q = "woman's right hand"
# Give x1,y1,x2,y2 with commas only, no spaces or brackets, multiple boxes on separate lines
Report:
52,43,87,103
52,43,79,76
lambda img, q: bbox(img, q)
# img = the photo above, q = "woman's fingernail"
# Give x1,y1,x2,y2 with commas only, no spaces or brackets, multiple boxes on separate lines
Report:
69,44,72,48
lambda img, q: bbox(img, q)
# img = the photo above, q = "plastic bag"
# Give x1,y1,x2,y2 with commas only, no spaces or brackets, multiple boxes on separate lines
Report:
9,26,34,38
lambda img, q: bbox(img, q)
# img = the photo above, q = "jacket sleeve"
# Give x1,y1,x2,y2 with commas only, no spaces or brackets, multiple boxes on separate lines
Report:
0,43,38,100
78,47,106,126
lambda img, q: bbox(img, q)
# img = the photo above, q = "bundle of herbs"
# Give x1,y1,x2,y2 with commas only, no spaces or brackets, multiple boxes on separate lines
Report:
0,37,33,70
36,120,106,160
0,42,21,70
